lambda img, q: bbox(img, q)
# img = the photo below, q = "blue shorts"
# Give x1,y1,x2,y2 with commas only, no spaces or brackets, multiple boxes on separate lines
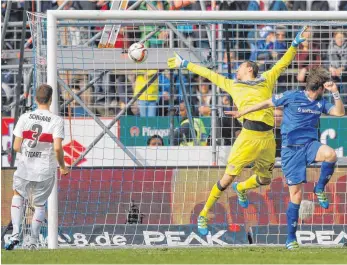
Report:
281,141,322,186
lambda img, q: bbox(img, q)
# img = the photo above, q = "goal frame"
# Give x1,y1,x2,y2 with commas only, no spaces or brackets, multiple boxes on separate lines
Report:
46,10,347,249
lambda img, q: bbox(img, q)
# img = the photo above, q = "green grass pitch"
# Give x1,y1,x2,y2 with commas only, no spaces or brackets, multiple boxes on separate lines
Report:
2,247,347,264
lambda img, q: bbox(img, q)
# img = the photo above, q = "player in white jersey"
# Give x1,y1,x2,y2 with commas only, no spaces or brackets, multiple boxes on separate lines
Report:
5,84,69,250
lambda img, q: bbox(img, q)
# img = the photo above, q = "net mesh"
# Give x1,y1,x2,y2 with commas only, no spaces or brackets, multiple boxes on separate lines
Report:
18,13,347,247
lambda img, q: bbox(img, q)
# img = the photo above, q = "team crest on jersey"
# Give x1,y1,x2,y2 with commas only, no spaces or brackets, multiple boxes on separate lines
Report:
275,93,284,100
316,102,322,108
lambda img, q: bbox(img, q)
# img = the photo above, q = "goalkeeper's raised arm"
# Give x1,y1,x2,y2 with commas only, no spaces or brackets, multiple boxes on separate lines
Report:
167,26,308,97
262,26,308,89
167,52,232,94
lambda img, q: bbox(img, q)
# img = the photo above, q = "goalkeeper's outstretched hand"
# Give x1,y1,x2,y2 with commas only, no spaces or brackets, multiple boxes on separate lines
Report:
292,26,308,48
167,53,189,69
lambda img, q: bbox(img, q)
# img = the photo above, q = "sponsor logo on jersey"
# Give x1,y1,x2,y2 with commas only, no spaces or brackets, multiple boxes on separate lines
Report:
24,151,42,158
297,107,321,115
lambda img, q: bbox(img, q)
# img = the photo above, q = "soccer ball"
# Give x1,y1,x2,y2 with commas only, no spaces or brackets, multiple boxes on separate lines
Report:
128,42,148,63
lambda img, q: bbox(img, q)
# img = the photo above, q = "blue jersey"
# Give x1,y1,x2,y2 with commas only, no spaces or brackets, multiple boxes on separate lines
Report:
272,90,333,146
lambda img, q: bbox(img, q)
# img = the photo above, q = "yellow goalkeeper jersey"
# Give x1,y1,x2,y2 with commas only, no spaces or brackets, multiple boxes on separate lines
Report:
187,46,297,127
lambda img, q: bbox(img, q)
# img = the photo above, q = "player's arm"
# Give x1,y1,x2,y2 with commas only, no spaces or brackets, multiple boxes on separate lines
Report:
53,118,69,175
225,91,293,118
324,81,345,117
263,26,308,88
12,115,24,153
225,99,274,118
13,137,23,153
167,53,232,94
53,138,68,175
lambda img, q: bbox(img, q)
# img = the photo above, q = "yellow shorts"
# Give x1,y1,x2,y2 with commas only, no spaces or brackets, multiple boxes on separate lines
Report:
225,128,276,178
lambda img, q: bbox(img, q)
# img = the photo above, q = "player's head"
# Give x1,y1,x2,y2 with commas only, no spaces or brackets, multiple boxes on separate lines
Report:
236,61,259,81
305,67,330,100
147,134,164,147
35,84,53,106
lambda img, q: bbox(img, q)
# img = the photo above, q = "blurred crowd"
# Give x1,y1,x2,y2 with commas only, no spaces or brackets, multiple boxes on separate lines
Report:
1,0,347,122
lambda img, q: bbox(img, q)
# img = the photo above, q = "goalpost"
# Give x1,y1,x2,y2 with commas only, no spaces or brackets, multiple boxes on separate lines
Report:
27,10,347,249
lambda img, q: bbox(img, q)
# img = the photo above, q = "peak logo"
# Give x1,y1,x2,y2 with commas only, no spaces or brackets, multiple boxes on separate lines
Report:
130,126,140,137
297,230,347,245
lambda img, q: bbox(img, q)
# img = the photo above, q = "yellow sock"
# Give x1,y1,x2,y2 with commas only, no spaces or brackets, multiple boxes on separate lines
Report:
199,183,224,217
237,174,260,192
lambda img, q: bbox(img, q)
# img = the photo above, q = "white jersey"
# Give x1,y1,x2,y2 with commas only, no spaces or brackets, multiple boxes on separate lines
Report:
13,109,64,182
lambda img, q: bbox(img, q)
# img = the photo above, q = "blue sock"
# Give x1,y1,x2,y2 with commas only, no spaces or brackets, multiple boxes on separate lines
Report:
286,202,300,243
316,162,335,191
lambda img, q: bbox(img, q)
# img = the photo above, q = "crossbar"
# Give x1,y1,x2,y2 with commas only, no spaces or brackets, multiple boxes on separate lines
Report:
48,10,347,20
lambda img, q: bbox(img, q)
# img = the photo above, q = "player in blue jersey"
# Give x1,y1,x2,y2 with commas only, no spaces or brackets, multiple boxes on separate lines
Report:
226,67,345,249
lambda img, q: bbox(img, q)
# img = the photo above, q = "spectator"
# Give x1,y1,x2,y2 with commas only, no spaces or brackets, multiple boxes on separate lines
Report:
340,0,347,10
60,78,90,117
222,51,239,79
157,72,175,116
274,108,283,158
270,26,288,92
250,26,276,71
291,0,307,11
193,77,212,117
138,1,168,48
311,1,329,11
130,101,140,116
329,29,347,100
220,94,242,145
116,75,133,110
147,135,164,146
72,1,97,10
269,26,287,60
269,0,288,11
55,1,89,47
1,64,14,108
158,71,191,116
169,0,196,10
295,27,321,85
172,101,207,146
134,70,159,117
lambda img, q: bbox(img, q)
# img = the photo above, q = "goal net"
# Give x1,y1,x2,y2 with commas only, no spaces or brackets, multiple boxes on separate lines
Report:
5,10,345,248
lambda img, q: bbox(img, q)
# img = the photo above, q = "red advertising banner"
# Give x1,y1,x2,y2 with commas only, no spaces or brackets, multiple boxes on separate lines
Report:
1,167,346,227
172,168,347,226
58,168,174,226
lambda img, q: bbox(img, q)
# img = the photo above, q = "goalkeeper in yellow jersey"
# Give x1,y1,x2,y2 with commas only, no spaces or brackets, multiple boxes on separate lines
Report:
168,26,308,236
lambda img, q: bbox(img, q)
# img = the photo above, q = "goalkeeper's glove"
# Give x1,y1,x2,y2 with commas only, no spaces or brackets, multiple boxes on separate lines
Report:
167,52,189,69
291,26,308,48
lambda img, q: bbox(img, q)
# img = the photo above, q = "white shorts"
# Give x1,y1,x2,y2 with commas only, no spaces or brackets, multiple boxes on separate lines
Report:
13,175,55,206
